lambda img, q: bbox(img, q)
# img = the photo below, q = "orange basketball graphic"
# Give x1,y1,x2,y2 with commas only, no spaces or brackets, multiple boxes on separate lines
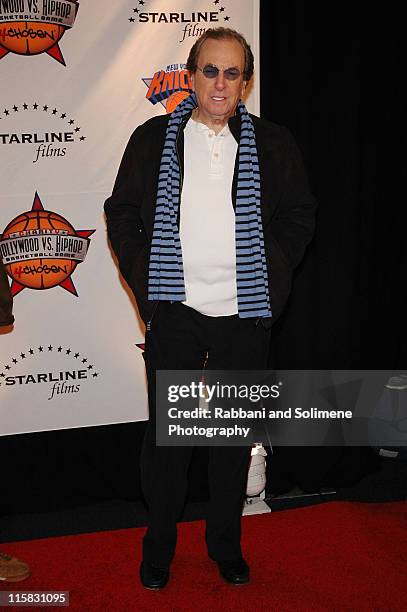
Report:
0,2,78,65
1,21,65,56
166,90,191,114
2,210,77,290
0,193,94,297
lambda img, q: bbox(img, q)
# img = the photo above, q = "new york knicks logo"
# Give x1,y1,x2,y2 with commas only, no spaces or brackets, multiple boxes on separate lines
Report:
143,63,193,112
0,192,94,296
0,0,79,65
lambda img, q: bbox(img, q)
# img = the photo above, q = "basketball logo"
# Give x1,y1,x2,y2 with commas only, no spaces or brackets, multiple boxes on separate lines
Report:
1,21,65,56
2,210,76,290
0,1,79,65
0,192,94,297
143,64,193,112
166,91,191,114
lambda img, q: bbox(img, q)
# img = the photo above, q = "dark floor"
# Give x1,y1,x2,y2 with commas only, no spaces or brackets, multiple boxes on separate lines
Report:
1,456,405,544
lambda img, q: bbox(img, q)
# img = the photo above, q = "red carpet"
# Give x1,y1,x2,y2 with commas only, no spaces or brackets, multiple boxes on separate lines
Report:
2,501,406,611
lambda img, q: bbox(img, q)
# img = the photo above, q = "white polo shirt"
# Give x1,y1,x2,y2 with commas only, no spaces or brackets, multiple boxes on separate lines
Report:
179,117,239,316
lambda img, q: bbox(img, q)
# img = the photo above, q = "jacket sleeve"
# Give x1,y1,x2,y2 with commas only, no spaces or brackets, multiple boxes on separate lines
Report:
0,258,14,327
104,127,148,289
271,128,317,270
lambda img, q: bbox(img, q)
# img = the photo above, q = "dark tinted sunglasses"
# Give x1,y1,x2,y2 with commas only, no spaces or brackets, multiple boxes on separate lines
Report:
197,64,242,81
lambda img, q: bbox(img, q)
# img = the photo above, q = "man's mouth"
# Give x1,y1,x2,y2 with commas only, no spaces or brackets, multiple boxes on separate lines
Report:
211,96,227,101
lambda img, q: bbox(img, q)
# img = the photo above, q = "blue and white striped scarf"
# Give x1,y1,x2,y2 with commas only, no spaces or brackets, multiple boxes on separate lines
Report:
148,93,272,319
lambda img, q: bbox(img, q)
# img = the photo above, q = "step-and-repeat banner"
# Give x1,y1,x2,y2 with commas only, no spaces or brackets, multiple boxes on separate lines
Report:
0,0,260,436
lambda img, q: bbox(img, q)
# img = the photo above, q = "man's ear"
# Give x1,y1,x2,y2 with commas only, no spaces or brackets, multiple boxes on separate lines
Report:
189,71,195,91
242,81,247,97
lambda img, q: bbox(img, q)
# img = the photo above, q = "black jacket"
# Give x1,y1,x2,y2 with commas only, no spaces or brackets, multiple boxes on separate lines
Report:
104,112,316,326
0,258,13,327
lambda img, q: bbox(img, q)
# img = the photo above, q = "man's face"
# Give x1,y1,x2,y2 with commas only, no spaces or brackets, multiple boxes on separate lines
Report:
190,38,246,126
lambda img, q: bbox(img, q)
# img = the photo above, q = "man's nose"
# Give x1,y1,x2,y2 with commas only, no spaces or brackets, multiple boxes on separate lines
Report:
214,71,226,89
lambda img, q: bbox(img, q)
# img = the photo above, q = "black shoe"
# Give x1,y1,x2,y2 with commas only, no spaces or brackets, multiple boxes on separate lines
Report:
216,558,250,585
139,560,169,590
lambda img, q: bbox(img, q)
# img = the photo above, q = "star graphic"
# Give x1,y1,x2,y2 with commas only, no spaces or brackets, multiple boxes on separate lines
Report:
20,353,26,359
61,113,66,119
58,347,63,352
79,136,86,141
12,358,18,364
38,346,43,352
88,365,93,370
82,358,87,363
0,373,5,378
43,105,48,111
214,0,220,4
4,109,9,116
74,353,80,358
23,103,28,110
29,349,34,355
66,349,71,355
69,119,74,125
33,103,38,109
13,105,18,112
48,345,53,351
5,365,10,370
75,127,81,132
220,7,225,12
52,108,58,115
93,372,99,378
45,44,66,67
129,17,135,22
139,0,145,4
133,7,139,12
224,15,230,21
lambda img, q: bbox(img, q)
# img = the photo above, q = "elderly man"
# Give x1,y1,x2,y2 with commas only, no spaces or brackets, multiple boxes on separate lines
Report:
105,27,316,589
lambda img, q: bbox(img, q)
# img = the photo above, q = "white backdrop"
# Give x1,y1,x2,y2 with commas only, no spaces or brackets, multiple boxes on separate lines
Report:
0,0,260,436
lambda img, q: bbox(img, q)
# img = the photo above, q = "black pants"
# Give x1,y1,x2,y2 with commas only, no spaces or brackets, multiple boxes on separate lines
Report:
140,301,271,566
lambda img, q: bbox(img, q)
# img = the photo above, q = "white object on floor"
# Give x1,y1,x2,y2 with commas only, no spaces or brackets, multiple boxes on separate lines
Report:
243,443,271,515
378,448,400,458
385,375,407,390
243,489,271,515
246,443,267,496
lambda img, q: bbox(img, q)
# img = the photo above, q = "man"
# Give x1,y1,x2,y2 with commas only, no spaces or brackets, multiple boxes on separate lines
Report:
0,258,31,582
105,27,316,589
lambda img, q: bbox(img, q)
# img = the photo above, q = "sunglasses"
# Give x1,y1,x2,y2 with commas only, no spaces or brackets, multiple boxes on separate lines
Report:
196,64,242,81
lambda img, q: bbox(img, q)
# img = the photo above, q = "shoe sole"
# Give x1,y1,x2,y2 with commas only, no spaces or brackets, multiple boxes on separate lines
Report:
143,585,166,591
0,571,31,583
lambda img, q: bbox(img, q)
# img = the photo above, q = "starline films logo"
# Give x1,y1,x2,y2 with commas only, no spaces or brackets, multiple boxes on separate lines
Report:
0,0,79,66
128,0,231,44
0,343,100,401
0,101,87,164
0,192,94,297
143,63,193,112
